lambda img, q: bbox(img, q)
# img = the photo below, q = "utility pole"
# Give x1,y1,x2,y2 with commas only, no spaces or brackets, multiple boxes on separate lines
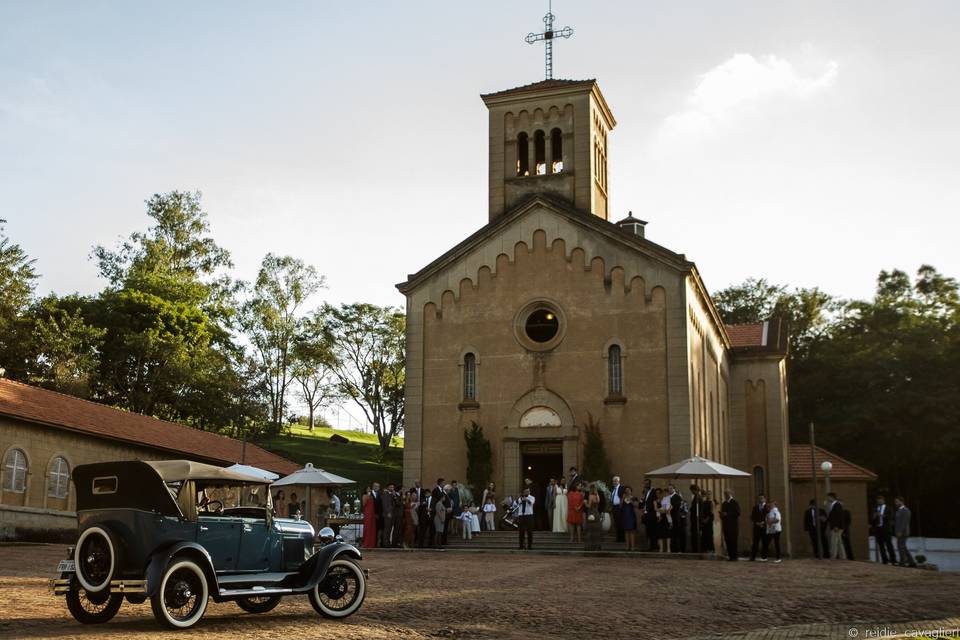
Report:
809,422,823,560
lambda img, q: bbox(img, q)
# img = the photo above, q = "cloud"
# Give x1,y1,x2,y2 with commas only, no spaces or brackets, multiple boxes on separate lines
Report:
662,53,838,136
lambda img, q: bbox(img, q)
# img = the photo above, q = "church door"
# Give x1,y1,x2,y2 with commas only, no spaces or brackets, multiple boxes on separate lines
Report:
520,442,563,530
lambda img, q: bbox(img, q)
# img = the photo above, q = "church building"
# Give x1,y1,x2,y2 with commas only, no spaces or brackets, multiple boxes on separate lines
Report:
397,78,792,549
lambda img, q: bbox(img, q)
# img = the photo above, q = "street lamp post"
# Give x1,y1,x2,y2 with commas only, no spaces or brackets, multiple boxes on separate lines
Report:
821,460,833,496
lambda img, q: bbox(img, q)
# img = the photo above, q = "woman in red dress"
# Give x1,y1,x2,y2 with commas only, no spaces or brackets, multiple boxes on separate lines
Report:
361,486,377,548
566,482,585,544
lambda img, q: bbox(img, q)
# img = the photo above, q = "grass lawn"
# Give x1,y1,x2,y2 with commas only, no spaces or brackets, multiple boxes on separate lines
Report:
261,425,402,501
285,424,403,448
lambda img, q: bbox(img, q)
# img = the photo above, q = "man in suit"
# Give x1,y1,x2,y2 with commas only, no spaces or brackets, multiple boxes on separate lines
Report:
567,467,580,495
515,487,536,550
803,498,825,558
841,506,855,560
428,477,444,547
750,494,768,561
894,496,917,567
610,475,625,543
639,479,657,551
380,483,396,547
689,484,702,553
720,489,740,561
449,480,462,539
826,492,846,559
872,494,897,565
371,482,383,548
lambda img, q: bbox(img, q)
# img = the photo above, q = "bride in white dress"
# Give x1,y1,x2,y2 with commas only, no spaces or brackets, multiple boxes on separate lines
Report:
553,485,568,532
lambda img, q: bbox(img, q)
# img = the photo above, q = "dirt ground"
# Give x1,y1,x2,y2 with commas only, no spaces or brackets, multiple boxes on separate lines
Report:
2,545,959,640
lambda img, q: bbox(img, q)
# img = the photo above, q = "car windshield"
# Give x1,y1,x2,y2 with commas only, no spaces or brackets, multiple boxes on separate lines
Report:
195,482,272,517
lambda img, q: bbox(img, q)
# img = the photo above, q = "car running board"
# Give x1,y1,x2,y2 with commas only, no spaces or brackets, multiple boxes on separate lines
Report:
218,586,296,598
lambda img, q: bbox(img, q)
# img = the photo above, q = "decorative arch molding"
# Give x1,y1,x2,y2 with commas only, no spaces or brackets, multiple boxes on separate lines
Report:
507,387,575,430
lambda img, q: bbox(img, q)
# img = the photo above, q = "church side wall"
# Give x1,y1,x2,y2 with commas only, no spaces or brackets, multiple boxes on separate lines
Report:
729,357,792,554
403,207,687,498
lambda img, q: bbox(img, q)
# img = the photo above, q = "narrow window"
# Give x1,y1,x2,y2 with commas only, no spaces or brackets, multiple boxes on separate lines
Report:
516,132,529,176
534,130,546,175
608,345,623,396
752,465,765,499
2,448,28,493
463,353,477,400
47,456,70,499
550,128,563,173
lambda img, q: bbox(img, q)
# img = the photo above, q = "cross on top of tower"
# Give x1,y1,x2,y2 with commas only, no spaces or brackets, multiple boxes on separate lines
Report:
525,0,573,80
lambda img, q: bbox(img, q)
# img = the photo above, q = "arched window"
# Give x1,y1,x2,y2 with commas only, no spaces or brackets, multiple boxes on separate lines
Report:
753,465,766,499
2,448,28,493
48,456,70,499
550,128,563,173
463,353,477,401
516,132,529,176
608,344,623,396
534,130,546,175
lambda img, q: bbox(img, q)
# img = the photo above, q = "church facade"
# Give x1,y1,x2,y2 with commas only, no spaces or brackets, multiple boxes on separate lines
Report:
397,79,791,549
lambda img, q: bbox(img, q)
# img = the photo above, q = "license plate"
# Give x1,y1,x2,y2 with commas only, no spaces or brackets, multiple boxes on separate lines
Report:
57,560,75,573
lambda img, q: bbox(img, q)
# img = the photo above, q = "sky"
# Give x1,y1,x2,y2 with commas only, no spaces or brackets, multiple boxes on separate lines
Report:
2,1,959,311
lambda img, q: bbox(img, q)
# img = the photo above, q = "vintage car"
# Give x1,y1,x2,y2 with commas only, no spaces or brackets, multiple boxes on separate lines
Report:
52,460,366,629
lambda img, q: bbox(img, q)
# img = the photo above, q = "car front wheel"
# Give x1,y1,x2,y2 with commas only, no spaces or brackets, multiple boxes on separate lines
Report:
308,558,365,619
65,581,123,624
150,558,209,629
236,595,282,614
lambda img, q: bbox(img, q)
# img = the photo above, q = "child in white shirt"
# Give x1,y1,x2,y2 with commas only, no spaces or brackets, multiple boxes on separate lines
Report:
458,508,475,540
482,497,497,532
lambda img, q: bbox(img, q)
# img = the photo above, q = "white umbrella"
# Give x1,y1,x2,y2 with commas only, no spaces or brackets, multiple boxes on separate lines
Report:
271,462,356,487
226,463,279,482
645,456,751,480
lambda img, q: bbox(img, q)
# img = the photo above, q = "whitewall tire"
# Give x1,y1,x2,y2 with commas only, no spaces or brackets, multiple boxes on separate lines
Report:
150,559,209,629
74,526,116,593
308,558,366,619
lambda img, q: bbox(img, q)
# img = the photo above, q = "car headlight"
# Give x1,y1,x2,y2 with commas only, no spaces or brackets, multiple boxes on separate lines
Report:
318,527,335,544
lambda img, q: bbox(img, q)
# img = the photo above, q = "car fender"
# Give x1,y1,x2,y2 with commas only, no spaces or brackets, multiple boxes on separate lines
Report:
144,542,219,598
303,542,362,589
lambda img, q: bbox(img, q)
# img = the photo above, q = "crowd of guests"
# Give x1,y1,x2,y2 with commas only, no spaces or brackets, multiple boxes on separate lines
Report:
347,471,920,566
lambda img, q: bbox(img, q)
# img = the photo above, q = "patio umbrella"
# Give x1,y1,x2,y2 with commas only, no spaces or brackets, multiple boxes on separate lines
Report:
271,462,356,487
226,463,279,482
645,456,751,480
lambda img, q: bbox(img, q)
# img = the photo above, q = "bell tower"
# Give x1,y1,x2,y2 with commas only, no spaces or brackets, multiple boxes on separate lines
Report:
481,79,616,222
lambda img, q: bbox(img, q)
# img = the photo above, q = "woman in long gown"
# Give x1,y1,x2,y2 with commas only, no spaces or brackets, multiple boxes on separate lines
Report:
566,483,584,542
584,483,602,551
553,485,568,532
403,490,417,548
361,486,377,548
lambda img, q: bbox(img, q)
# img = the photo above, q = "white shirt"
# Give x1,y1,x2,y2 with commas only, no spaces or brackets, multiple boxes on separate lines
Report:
483,503,496,513
766,506,782,534
612,484,622,506
516,495,535,516
876,504,887,526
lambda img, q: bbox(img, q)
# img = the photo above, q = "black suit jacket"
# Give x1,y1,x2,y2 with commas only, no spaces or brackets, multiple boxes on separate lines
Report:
827,501,844,529
611,484,625,508
803,507,819,532
720,498,740,531
751,503,768,528
372,491,382,517
871,504,894,534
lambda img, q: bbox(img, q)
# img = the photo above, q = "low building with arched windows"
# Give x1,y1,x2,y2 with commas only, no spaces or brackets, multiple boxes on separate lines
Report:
397,78,801,552
0,378,297,541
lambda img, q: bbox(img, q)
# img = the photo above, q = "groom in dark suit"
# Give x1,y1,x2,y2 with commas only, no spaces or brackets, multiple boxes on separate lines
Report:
720,489,741,561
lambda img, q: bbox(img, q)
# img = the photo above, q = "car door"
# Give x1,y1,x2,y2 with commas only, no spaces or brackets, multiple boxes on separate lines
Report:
236,517,271,571
197,515,241,572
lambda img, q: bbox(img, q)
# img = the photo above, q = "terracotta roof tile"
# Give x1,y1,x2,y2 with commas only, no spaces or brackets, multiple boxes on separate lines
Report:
726,323,764,348
481,78,596,100
788,444,878,482
0,378,298,475
725,319,789,356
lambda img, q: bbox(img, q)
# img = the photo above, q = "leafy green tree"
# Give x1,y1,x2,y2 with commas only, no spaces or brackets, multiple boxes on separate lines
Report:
292,314,339,430
0,219,38,379
581,412,611,483
24,294,105,397
91,191,247,429
464,422,493,499
240,254,323,435
322,303,405,451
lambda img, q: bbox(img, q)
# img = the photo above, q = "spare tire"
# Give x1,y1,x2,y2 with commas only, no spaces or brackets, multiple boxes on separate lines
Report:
75,525,119,593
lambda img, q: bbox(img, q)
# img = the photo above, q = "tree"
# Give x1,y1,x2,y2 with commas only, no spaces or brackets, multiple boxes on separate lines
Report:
464,422,493,499
0,219,38,379
322,303,405,451
241,254,323,435
24,295,105,397
292,314,338,430
90,191,248,429
581,412,611,483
